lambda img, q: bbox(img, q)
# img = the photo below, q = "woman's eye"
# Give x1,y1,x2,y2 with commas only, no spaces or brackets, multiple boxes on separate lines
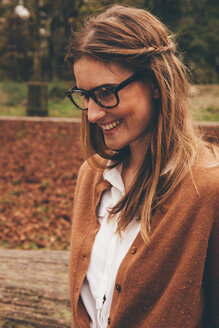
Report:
98,87,114,100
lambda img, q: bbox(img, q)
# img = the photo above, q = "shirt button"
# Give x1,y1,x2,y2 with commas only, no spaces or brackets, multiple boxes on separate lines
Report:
116,283,121,292
108,317,111,325
130,246,137,254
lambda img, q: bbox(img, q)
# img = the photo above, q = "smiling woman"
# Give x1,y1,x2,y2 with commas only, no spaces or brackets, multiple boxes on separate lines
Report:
65,5,219,328
73,57,156,153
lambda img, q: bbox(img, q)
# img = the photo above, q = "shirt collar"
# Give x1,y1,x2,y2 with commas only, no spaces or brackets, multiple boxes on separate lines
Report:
103,158,173,191
103,161,125,193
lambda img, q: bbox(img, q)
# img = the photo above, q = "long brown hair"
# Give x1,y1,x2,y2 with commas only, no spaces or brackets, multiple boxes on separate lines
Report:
66,5,216,241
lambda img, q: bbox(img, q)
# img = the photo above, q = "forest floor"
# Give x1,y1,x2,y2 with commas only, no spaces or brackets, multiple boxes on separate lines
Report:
0,118,218,250
0,119,83,250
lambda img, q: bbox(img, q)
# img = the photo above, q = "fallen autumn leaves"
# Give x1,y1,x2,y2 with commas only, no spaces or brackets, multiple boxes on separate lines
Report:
0,119,83,250
0,119,218,250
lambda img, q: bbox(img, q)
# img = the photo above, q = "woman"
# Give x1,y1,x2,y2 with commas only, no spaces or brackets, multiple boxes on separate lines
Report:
65,5,219,328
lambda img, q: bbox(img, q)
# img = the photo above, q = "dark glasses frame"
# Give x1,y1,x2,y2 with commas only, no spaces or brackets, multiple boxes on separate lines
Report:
66,71,143,110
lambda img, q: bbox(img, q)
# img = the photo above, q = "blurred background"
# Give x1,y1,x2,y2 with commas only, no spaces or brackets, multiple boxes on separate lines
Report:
0,0,218,121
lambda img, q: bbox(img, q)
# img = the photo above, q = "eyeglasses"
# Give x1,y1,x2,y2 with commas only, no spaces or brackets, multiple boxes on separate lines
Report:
66,71,142,110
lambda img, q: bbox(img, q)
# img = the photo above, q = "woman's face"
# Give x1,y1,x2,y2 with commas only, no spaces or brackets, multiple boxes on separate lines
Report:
73,56,158,153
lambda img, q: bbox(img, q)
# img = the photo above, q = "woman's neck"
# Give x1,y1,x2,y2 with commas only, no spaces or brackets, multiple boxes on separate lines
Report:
121,139,150,191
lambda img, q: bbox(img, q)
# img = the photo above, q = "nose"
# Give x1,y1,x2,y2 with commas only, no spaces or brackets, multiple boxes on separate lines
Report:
86,98,106,123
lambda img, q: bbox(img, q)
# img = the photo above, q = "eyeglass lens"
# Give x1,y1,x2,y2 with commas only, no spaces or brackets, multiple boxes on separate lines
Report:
72,87,118,110
72,91,86,109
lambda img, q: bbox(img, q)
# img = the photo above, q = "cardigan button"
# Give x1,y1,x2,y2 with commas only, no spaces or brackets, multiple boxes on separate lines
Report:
108,317,111,325
130,246,137,254
115,283,121,292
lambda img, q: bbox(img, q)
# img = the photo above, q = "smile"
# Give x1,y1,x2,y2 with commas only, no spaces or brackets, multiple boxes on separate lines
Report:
101,120,122,131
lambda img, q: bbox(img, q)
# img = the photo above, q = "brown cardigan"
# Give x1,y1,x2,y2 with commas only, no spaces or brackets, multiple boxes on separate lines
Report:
69,158,219,328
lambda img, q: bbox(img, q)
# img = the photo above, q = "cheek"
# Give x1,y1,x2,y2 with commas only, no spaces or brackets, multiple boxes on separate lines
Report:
130,96,154,121
133,85,154,110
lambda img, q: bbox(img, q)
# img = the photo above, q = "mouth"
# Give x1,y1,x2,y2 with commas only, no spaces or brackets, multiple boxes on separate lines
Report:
101,119,122,132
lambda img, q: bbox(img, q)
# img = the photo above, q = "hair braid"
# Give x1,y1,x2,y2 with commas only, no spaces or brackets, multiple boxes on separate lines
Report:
141,43,176,55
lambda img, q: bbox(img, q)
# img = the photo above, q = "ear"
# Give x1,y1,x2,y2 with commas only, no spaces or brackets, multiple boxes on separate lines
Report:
152,84,160,99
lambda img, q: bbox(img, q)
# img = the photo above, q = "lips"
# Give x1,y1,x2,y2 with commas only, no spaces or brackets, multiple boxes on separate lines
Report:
101,119,122,131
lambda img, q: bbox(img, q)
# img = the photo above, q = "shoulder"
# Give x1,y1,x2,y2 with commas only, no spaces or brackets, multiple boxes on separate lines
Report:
180,167,219,208
168,147,219,216
191,146,219,196
76,154,108,188
173,150,219,224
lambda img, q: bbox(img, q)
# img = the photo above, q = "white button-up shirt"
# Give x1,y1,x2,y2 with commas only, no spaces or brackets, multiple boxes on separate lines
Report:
80,163,141,328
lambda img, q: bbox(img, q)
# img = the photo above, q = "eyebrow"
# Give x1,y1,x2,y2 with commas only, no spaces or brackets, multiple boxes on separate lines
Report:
75,82,119,92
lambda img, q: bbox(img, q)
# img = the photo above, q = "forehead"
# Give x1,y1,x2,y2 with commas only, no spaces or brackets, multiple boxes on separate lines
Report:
73,56,133,89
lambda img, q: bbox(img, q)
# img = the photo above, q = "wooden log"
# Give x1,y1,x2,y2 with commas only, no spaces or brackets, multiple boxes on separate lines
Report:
0,249,72,328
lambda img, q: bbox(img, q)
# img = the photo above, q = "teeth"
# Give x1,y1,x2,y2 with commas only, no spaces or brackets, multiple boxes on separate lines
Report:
102,120,121,131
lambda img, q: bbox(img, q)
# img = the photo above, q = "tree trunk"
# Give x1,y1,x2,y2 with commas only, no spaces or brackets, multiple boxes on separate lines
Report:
27,81,48,116
33,0,41,82
0,249,72,328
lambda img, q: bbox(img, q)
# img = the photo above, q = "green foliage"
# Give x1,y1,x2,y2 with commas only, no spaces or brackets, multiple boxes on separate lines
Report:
201,107,219,122
0,0,218,83
0,82,27,106
0,1,33,81
0,80,81,118
78,0,145,17
47,98,82,118
189,84,219,121
48,81,68,99
143,0,219,83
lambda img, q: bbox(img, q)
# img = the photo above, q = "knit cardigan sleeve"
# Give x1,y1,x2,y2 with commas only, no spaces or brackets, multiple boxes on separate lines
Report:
201,171,219,328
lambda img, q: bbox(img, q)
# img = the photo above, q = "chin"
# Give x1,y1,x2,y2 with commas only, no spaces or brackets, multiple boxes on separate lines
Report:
106,142,127,151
